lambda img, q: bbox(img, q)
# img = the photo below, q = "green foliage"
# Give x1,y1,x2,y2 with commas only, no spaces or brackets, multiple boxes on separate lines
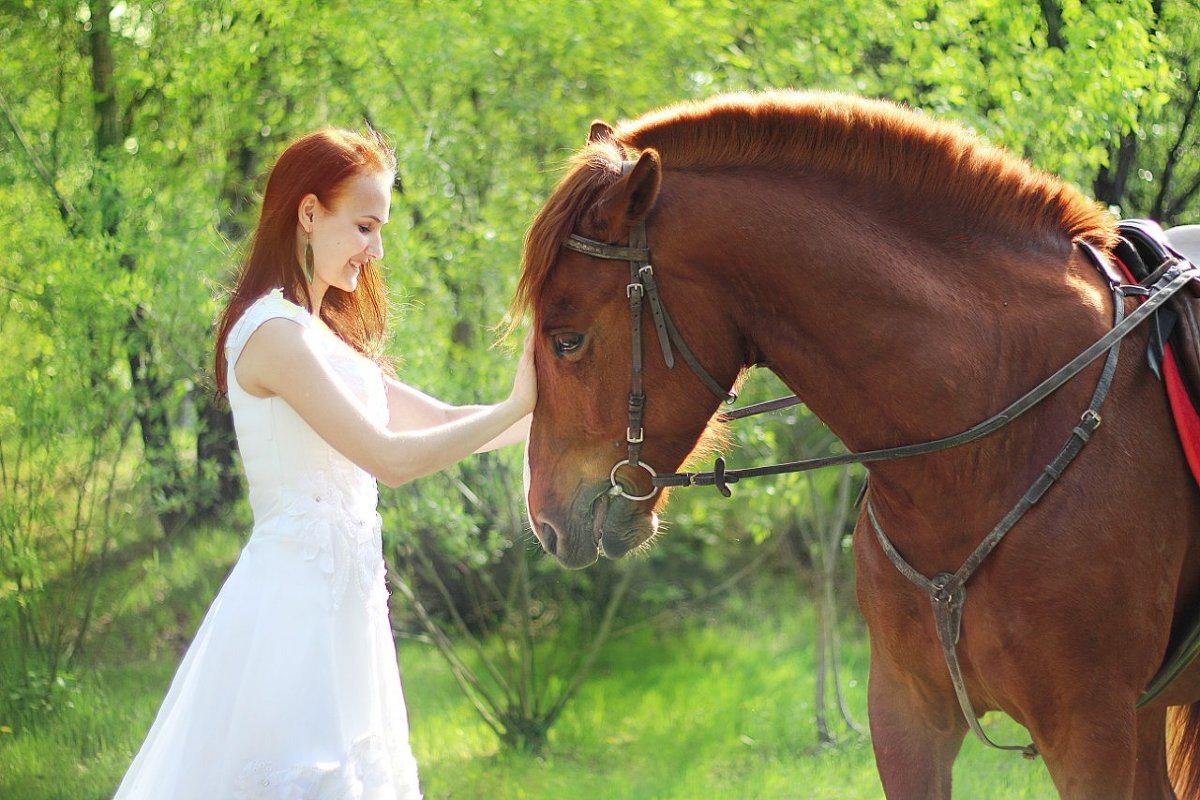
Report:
1119,0,1200,221
3,668,82,729
0,205,140,684
1,0,1198,788
0,0,1190,572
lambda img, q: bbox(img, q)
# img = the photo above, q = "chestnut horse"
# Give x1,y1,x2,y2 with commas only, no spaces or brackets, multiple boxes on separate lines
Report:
514,91,1200,798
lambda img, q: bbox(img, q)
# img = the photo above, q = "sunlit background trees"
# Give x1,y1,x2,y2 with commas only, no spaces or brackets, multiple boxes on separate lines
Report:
2,1,1196,796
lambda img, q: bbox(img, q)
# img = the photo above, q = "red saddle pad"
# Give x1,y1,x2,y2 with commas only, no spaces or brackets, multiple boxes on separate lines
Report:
1113,257,1200,485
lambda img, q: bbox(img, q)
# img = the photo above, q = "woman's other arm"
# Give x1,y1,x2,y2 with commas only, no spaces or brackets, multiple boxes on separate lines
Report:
383,376,530,452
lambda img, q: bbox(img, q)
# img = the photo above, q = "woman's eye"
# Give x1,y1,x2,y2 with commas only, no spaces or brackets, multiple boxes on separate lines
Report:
358,225,371,234
552,333,584,357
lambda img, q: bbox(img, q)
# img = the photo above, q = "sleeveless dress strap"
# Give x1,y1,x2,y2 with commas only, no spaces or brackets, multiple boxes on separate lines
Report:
225,289,311,366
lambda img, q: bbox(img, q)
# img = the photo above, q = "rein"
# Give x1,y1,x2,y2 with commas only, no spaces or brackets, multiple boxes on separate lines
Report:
559,210,1200,758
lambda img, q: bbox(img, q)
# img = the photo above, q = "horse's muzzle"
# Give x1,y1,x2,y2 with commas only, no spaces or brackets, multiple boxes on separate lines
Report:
534,482,656,568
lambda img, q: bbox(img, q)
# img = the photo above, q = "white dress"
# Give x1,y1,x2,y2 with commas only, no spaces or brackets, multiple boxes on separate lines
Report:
113,289,422,800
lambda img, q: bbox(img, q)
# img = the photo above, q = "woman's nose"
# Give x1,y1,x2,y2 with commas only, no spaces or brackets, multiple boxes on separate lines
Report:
367,234,383,260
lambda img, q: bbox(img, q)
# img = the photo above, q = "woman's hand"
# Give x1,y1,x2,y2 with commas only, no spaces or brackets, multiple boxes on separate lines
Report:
509,330,538,415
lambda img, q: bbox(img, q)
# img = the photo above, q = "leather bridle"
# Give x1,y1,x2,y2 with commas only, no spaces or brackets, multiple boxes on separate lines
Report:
563,218,738,501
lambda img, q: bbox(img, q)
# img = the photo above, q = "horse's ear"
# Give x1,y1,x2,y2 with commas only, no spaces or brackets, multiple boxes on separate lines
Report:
590,149,662,237
588,120,615,145
623,150,661,225
588,120,628,159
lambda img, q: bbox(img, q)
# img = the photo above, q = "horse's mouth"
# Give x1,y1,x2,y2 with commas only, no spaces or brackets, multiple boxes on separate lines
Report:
589,484,657,560
540,513,657,568
593,492,609,557
598,524,655,560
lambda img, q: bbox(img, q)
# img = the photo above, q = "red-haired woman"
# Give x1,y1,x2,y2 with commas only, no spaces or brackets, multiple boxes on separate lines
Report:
113,128,534,799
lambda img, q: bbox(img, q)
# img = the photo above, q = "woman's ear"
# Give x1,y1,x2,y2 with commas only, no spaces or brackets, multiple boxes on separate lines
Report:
297,193,319,234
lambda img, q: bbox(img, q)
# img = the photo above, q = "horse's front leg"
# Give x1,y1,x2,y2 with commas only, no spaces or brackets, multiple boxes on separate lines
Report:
867,655,969,800
1029,699,1169,799
1131,705,1174,799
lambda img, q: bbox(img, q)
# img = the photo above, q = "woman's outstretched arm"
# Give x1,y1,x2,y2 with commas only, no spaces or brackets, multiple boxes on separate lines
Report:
234,320,536,486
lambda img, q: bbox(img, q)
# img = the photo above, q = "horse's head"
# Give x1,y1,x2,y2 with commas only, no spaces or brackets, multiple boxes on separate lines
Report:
516,122,743,568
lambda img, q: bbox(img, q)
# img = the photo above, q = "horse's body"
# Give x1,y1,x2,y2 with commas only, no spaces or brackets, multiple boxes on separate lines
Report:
515,91,1200,798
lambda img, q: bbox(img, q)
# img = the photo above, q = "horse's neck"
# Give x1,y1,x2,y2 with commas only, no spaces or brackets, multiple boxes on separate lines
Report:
664,171,1114,512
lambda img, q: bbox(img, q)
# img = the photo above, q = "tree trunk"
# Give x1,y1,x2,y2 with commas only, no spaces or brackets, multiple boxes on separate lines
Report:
1152,64,1200,223
1091,0,1163,214
90,0,188,532
1038,0,1065,50
192,138,265,519
1093,132,1138,209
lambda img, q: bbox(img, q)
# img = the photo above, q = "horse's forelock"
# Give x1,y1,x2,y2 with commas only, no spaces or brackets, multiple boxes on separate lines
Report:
510,143,624,335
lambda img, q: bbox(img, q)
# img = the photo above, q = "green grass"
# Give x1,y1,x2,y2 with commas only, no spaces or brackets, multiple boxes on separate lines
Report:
403,587,1058,799
1,532,1059,799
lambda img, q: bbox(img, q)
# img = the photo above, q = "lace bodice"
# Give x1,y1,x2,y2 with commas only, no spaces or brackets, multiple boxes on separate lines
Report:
225,289,389,610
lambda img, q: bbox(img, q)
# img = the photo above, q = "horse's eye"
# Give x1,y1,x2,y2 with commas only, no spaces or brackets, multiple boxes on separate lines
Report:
551,332,584,357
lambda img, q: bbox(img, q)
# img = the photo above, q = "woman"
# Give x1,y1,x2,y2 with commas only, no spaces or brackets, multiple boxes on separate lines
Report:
113,127,534,799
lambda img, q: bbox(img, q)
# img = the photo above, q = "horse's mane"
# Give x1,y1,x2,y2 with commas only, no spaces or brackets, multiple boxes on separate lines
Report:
513,90,1117,322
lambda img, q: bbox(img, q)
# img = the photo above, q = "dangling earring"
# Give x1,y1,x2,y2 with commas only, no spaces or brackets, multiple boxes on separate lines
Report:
304,241,315,284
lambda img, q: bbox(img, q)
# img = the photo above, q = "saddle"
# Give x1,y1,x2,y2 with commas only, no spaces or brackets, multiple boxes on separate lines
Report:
1117,220,1200,707
1114,219,1200,412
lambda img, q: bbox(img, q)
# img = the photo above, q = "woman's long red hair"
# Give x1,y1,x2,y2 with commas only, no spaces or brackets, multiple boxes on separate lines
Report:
213,127,397,394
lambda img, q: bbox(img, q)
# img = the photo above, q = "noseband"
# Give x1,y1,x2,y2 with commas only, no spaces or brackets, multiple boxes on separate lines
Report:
562,218,738,502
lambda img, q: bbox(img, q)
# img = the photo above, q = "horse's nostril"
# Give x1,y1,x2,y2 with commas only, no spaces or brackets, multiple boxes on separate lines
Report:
540,521,558,555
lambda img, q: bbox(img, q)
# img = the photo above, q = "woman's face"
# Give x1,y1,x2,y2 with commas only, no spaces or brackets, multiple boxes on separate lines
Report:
301,170,392,294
